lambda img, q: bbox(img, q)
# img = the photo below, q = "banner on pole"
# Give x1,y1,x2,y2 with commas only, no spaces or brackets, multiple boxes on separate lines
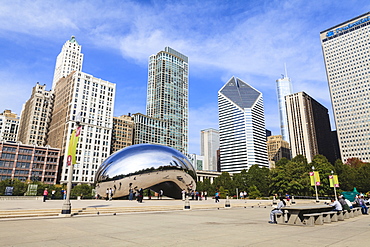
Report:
67,125,82,166
310,171,320,186
329,175,339,188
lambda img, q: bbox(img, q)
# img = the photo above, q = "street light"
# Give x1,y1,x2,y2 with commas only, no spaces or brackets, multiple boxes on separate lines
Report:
312,166,319,203
60,114,82,216
331,170,338,201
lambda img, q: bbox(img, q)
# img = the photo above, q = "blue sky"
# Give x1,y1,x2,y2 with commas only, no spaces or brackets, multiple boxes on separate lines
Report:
0,0,369,154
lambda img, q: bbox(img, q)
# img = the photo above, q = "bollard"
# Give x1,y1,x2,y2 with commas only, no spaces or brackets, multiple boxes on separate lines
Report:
225,196,231,208
272,195,277,205
184,196,191,210
291,195,296,205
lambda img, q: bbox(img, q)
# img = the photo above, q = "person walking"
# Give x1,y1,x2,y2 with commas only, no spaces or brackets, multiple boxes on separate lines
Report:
43,188,48,202
159,189,163,200
215,191,220,203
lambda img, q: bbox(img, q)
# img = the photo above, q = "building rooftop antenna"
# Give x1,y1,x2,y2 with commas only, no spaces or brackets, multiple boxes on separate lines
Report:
284,63,288,78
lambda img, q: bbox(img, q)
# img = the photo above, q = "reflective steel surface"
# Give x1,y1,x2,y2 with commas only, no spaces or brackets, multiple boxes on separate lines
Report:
95,144,197,199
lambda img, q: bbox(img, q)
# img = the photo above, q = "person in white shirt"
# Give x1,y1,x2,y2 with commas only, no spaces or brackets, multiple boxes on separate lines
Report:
269,197,286,224
329,198,342,211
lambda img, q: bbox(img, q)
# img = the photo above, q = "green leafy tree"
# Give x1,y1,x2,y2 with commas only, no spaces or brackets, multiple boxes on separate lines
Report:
246,165,270,196
357,163,370,192
248,185,261,199
334,159,357,191
213,172,234,196
71,184,93,198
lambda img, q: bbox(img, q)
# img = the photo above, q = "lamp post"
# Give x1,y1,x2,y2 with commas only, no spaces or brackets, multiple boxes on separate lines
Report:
60,116,82,216
312,166,319,203
331,170,338,201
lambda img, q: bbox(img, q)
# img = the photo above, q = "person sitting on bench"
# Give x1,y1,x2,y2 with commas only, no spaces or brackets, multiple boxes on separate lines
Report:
330,198,342,211
269,197,286,224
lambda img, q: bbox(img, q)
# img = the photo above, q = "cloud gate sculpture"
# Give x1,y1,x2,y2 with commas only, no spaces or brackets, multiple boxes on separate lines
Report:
95,144,197,199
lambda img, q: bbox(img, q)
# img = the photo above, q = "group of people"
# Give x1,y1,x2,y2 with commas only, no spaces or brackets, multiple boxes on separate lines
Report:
239,191,248,199
128,187,143,202
42,188,67,202
330,194,369,215
269,193,370,224
185,190,208,201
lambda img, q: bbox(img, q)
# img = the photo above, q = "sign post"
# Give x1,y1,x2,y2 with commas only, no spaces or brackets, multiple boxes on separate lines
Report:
310,166,320,203
329,171,339,200
60,122,82,216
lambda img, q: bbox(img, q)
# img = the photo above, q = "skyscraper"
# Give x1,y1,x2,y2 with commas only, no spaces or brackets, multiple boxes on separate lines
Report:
276,69,293,142
200,128,219,171
17,83,53,146
52,36,83,90
47,71,115,184
285,92,338,163
133,113,168,147
146,47,188,154
266,135,291,168
111,114,134,154
0,110,19,142
218,77,269,173
320,12,370,163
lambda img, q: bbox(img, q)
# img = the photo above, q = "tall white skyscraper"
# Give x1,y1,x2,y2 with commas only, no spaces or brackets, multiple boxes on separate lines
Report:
276,68,293,142
218,77,269,173
48,71,115,184
146,47,188,154
320,12,370,163
52,36,84,90
200,128,219,171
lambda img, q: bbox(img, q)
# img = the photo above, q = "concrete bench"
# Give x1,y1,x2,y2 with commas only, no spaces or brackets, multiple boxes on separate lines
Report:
275,212,285,224
303,213,323,226
336,210,344,221
343,210,351,219
353,207,361,216
322,211,337,223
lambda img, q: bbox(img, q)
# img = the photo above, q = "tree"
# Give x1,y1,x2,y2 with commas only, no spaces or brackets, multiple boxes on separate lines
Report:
334,159,357,191
248,185,261,199
71,184,93,198
246,165,270,196
356,163,370,193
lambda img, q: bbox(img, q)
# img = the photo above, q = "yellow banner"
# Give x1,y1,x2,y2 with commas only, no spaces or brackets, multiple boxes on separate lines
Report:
310,172,315,186
329,175,339,187
67,126,81,166
310,171,320,186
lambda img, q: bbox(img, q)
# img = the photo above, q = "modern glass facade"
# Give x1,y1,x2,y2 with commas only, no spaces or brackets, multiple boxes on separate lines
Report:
146,47,188,154
320,12,370,163
218,77,269,173
276,75,293,142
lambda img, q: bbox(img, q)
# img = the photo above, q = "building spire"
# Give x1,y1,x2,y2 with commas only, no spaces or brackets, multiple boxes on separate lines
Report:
284,63,288,78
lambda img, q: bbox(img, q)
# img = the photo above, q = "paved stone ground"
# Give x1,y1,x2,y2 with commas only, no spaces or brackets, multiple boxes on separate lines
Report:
1,199,369,246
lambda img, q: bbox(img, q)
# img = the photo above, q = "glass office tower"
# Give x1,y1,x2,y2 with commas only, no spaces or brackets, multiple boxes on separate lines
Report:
276,73,293,142
146,47,189,154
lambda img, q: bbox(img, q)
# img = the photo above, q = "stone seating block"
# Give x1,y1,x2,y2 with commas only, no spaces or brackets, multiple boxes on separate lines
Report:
336,210,344,221
303,213,323,226
322,211,337,223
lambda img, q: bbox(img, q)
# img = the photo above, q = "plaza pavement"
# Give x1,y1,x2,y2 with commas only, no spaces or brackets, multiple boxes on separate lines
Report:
0,199,369,246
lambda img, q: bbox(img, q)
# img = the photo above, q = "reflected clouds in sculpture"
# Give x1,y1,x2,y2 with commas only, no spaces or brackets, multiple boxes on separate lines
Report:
95,144,197,199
